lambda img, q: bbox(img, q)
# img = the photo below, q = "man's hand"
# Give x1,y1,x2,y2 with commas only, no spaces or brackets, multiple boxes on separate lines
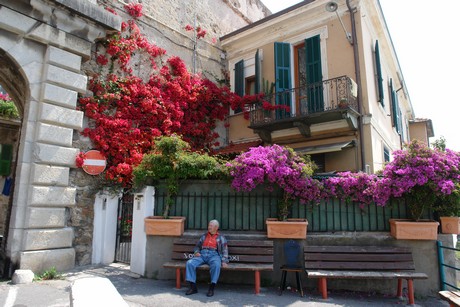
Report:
222,262,228,268
194,252,201,257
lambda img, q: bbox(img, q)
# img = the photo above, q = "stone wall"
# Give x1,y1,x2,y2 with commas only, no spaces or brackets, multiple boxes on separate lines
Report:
71,0,270,266
0,0,121,274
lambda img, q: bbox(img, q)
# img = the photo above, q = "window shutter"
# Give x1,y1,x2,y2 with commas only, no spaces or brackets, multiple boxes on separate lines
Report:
234,60,244,97
396,95,403,136
390,79,397,127
390,79,401,135
0,144,13,176
274,42,291,92
255,49,261,94
274,42,291,118
305,35,323,113
375,40,384,106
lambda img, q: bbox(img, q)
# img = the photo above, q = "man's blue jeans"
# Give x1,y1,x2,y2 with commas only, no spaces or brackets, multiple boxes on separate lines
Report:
186,249,221,284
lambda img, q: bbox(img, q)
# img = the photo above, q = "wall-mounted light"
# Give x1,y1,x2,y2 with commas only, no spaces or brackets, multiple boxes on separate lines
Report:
325,1,353,45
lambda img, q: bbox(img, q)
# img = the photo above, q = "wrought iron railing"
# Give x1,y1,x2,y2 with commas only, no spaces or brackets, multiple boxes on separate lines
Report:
249,75,358,126
153,190,418,232
437,241,460,291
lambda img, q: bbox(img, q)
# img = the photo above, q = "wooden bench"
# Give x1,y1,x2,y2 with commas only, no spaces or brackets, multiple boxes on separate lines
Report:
163,238,274,294
439,290,460,307
304,245,428,305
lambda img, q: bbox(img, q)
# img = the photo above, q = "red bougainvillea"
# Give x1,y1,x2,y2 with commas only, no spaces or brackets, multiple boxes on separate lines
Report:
124,3,143,18
78,8,242,186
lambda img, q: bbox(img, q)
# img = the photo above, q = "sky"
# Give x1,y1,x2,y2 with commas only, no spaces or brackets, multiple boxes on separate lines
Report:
262,0,460,151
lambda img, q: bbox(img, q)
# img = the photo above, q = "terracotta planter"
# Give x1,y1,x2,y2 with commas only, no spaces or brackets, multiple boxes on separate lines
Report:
266,218,308,239
144,216,186,236
389,218,439,240
440,216,460,234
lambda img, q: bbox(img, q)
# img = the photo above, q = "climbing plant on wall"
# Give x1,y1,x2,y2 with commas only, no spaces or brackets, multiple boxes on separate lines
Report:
77,3,242,186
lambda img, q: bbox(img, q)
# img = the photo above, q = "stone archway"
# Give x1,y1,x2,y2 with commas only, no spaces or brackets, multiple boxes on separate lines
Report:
0,49,27,276
0,0,120,275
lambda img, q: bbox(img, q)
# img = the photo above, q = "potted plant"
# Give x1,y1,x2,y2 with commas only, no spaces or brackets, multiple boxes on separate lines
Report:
133,134,226,236
435,187,460,234
374,140,460,240
227,144,322,239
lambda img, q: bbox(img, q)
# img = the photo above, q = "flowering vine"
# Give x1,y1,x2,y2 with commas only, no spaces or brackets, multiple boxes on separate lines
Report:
78,5,242,186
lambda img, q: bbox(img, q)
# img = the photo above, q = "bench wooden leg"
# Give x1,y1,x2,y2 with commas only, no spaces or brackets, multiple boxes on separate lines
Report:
407,279,415,305
175,268,181,289
397,278,403,298
254,271,261,294
319,278,328,299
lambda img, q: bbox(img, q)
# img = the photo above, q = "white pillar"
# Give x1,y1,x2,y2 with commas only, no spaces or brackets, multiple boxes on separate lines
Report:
130,186,155,276
92,190,121,264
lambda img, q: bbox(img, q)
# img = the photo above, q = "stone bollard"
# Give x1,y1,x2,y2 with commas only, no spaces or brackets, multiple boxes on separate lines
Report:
12,269,35,284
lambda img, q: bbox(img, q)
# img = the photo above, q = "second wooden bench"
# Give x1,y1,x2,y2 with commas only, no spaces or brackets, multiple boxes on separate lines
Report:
304,245,428,305
163,237,274,294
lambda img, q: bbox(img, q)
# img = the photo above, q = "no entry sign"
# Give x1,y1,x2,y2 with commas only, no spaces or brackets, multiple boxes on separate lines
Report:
82,150,107,175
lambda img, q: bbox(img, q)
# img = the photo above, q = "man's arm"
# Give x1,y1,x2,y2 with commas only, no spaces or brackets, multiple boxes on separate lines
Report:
220,235,229,265
193,234,205,256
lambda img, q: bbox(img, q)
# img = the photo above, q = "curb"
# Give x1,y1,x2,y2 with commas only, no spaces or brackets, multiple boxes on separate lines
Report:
70,276,128,307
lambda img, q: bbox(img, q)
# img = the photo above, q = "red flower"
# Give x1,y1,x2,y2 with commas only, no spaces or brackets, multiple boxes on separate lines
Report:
96,54,109,66
124,3,143,18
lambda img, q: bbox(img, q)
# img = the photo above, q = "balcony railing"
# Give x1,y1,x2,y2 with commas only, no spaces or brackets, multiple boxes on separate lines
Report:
249,75,358,126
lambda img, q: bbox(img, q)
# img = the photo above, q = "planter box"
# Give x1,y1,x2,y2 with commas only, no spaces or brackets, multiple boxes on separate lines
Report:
440,216,460,234
266,218,308,239
144,216,186,236
389,219,439,240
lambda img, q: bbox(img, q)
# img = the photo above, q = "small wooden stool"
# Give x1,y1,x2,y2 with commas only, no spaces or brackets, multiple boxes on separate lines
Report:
279,265,304,297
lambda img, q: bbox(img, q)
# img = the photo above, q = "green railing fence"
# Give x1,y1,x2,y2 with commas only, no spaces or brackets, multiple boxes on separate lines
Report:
153,181,424,232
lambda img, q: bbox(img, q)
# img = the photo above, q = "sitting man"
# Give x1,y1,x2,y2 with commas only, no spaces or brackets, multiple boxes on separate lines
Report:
185,219,229,297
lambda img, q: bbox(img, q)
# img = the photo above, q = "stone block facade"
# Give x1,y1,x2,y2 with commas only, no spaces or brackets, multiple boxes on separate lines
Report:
0,0,121,274
0,0,269,274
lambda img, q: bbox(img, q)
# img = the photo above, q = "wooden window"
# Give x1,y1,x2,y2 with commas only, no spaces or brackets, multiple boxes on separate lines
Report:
375,40,385,106
0,144,13,176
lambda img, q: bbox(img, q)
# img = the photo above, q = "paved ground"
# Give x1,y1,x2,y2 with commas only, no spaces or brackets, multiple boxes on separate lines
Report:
0,263,450,307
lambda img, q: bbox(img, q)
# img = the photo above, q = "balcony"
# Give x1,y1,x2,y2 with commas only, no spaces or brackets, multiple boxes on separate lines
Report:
247,76,360,142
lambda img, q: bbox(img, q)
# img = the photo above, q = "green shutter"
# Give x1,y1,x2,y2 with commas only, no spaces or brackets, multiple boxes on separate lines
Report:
0,144,13,176
390,79,401,135
306,35,323,113
234,60,244,97
375,40,384,106
274,42,291,119
396,95,403,136
255,49,261,94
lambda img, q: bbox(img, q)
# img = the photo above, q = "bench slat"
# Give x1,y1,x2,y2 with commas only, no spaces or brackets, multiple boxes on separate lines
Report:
163,261,273,271
305,246,411,253
173,245,273,255
439,291,460,307
305,253,413,262
171,252,273,263
172,238,273,248
306,270,428,279
305,261,415,270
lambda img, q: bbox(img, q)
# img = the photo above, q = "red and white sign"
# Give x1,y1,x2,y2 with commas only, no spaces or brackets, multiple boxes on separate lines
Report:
82,150,106,175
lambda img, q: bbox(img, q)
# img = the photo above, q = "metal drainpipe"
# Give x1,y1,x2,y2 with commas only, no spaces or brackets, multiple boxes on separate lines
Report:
346,0,366,172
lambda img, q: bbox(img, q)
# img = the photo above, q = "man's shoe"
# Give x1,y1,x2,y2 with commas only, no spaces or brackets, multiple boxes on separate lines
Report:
186,288,198,295
186,282,198,295
206,283,215,297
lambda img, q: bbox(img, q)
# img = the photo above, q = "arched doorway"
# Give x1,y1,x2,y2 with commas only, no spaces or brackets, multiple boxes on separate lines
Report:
0,49,27,276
